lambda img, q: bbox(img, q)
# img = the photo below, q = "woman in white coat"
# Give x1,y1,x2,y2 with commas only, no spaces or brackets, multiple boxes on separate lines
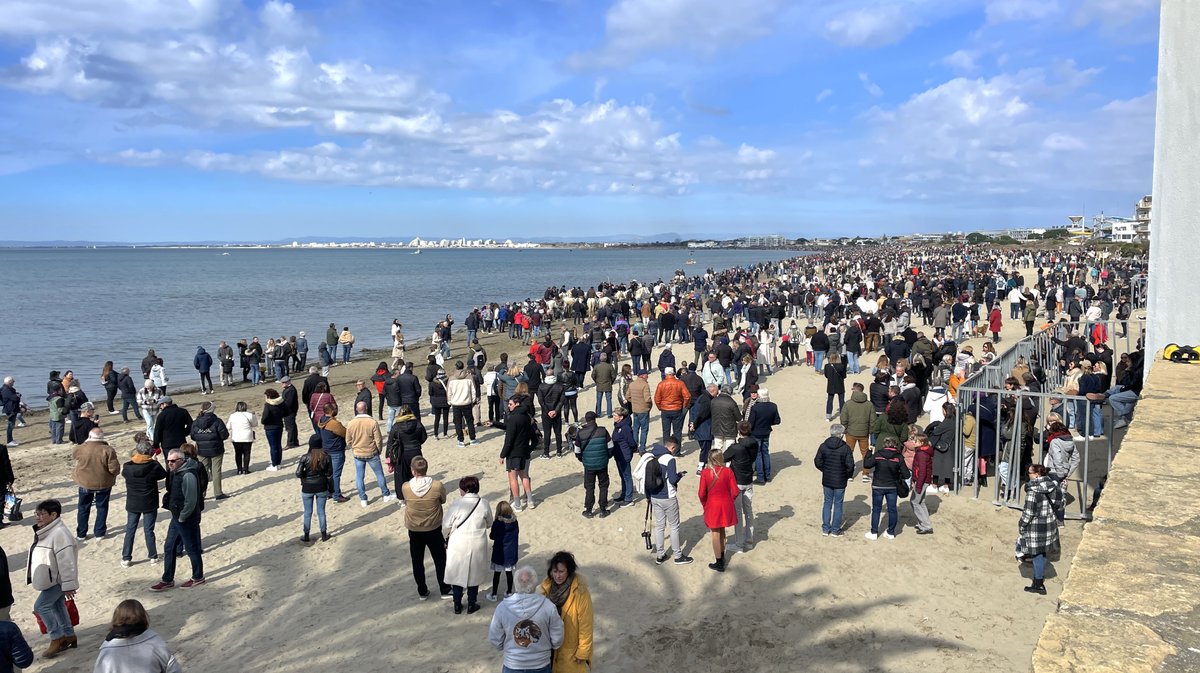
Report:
443,475,493,615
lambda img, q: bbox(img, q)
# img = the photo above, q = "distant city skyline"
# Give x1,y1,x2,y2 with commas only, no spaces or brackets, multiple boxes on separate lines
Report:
0,0,1160,242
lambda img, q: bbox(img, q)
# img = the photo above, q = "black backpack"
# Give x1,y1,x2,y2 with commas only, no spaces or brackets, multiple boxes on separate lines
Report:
644,456,665,495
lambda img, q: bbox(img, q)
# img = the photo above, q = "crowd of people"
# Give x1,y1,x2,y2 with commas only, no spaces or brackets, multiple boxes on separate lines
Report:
0,242,1150,669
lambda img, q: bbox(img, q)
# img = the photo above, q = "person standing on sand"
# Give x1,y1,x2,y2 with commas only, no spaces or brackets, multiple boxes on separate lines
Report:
353,379,373,419
325,324,338,366
72,428,120,541
296,331,309,372
100,361,119,415
863,437,910,541
386,405,426,500
338,327,355,364
137,380,158,437
698,448,739,572
261,389,286,471
152,396,192,457
150,449,206,592
627,371,653,451
189,401,230,500
402,456,452,600
28,499,79,659
646,436,693,566
217,340,235,387
149,359,168,397
296,435,333,543
539,551,593,673
653,368,690,445
121,436,167,567
1,378,22,448
536,373,565,459
280,376,300,448
447,361,478,448
746,389,780,485
1018,463,1064,595
193,346,214,395
443,475,492,615
346,401,393,507
723,421,758,553
227,401,257,475
316,402,349,504
814,424,855,536
488,565,563,671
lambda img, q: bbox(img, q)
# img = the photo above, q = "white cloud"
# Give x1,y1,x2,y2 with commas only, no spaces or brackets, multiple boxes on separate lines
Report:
816,88,833,103
259,0,314,43
568,0,782,69
0,0,225,37
1042,133,1085,151
1074,0,1158,28
941,49,978,74
858,72,883,97
736,144,776,165
985,0,1060,24
824,5,915,48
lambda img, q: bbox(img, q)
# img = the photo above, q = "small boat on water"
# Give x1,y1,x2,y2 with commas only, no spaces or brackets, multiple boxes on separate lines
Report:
411,249,422,255
684,252,697,265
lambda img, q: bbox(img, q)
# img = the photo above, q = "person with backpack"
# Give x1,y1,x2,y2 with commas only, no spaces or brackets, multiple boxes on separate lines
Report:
638,436,693,566
150,449,206,591
863,437,910,541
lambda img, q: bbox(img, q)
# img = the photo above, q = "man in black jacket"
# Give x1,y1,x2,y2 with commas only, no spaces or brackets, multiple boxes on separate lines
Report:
723,421,759,552
536,374,565,458
814,424,855,537
151,397,192,455
189,401,229,499
280,377,300,446
117,368,140,423
397,365,423,420
354,379,374,418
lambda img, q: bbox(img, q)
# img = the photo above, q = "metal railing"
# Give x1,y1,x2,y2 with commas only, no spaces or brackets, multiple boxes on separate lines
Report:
951,318,1145,520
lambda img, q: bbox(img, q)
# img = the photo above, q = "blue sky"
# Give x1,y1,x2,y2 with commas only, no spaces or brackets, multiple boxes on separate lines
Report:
0,0,1160,242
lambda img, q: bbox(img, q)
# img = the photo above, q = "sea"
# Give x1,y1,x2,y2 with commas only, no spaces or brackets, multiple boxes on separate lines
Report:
1,247,801,407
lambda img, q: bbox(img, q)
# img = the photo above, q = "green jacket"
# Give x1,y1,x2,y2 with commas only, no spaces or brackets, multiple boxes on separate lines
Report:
839,391,874,437
591,362,616,392
872,415,910,447
573,422,612,471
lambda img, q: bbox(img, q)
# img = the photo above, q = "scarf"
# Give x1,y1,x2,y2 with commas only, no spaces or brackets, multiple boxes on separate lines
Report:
105,624,148,642
547,575,573,614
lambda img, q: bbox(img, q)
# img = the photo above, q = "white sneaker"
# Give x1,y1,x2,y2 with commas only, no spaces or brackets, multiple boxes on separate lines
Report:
149,557,160,565
121,560,131,568
5,442,17,447
864,532,878,540
359,500,369,508
108,411,120,415
382,494,396,503
266,465,279,472
938,485,950,494
883,533,895,540
486,593,498,602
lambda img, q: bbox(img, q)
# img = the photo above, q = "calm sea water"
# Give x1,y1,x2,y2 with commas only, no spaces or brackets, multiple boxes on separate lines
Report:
1,247,797,405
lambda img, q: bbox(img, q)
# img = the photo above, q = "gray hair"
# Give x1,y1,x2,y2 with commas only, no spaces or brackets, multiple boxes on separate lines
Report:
2,376,11,385
706,383,719,394
133,442,152,457
829,423,846,439
167,449,184,462
513,566,540,594
88,427,105,441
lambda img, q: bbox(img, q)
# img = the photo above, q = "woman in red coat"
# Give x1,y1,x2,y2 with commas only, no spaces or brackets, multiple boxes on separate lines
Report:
988,306,1003,344
906,432,935,534
698,449,740,572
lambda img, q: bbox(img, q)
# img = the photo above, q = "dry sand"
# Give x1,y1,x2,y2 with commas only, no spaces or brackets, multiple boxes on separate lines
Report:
4,317,1076,673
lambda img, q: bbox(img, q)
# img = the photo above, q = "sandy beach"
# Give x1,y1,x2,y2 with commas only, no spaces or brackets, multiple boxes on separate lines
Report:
2,316,1076,673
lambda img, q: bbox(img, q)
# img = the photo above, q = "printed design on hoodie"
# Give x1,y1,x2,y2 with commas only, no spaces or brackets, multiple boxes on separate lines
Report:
512,619,543,648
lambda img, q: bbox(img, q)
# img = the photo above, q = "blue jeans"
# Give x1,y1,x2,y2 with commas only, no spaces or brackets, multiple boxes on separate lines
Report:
503,663,552,673
613,451,633,501
387,406,401,433
49,420,64,444
822,486,845,534
301,491,329,534
327,450,346,499
265,426,284,467
34,584,74,639
122,510,158,561
661,410,684,444
341,344,352,363
355,455,391,501
632,412,650,450
870,488,898,535
467,329,477,345
275,362,287,380
120,396,139,422
594,391,612,417
813,350,826,374
162,514,204,583
77,487,112,538
250,363,261,384
753,436,771,483
1032,552,1047,580
846,351,860,374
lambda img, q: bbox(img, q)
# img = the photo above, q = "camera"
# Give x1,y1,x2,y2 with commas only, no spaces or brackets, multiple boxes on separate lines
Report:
642,530,653,550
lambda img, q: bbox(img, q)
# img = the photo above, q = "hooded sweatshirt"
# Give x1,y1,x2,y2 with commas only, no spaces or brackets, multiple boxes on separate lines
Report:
401,477,446,532
488,592,565,670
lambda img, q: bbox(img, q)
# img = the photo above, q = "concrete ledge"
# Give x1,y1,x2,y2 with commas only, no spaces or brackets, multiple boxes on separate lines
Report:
1030,358,1200,672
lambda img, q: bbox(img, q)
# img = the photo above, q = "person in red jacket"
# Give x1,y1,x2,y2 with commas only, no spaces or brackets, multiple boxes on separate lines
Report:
906,432,935,535
698,449,739,572
988,306,1003,344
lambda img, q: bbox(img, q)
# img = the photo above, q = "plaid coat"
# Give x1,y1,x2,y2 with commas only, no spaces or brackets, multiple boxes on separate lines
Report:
1018,476,1064,556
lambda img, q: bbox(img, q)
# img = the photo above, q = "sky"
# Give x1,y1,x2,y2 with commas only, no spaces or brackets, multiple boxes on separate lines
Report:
0,0,1161,242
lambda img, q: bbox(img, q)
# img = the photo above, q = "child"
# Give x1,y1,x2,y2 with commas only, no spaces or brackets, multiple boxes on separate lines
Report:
486,501,519,602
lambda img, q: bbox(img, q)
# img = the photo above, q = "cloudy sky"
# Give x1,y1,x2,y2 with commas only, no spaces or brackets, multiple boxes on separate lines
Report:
0,0,1160,242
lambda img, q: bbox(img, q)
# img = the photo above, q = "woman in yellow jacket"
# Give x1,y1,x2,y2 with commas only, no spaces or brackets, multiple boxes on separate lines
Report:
540,551,592,673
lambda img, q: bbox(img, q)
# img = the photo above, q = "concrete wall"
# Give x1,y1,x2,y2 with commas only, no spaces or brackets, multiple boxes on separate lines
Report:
1147,0,1200,371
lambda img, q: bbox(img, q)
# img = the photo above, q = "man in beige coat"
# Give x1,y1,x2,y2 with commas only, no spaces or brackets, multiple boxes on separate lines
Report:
626,371,653,451
71,427,120,540
345,400,393,506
